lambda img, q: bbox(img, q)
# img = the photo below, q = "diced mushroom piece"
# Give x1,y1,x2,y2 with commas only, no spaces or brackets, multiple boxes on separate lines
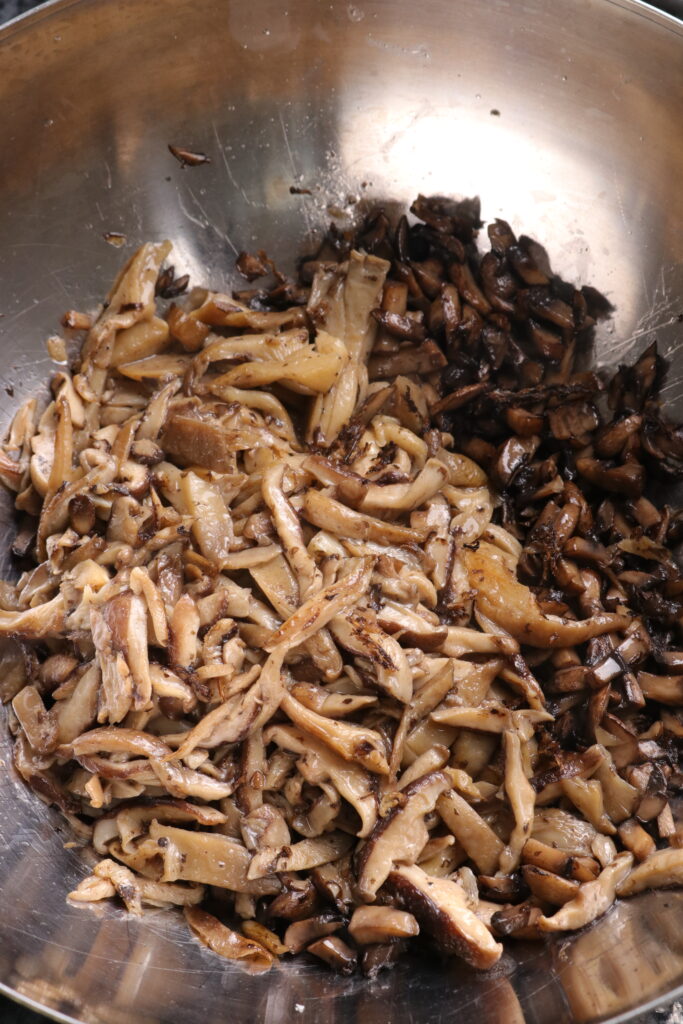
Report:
522,866,580,906
464,543,628,647
160,411,240,473
184,907,274,973
355,772,450,900
383,864,503,969
616,848,683,895
538,852,633,931
617,819,656,862
12,686,57,754
284,914,343,953
361,941,410,978
348,906,419,945
490,901,545,940
437,790,504,875
307,935,358,975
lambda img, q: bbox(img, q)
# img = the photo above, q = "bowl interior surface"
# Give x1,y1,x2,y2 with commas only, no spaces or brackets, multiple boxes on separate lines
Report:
0,1,683,1021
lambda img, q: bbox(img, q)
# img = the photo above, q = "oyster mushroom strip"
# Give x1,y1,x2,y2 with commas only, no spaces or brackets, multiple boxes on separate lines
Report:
162,647,286,762
90,591,152,723
248,552,342,679
463,543,630,647
437,790,504,875
261,461,322,600
330,608,413,703
617,849,683,895
538,852,633,931
61,729,236,801
69,859,204,911
265,724,378,838
263,557,374,653
147,821,281,895
279,692,389,775
431,705,552,739
307,251,390,445
93,799,226,854
184,907,274,974
302,488,427,546
499,730,536,873
355,771,451,900
78,240,171,398
247,832,354,880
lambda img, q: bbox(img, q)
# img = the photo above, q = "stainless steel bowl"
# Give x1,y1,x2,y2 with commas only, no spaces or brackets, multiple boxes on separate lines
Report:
1,1,683,1021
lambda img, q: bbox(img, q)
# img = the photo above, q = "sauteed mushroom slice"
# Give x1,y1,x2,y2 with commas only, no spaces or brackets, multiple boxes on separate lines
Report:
348,906,419,945
184,907,274,973
538,853,633,931
355,772,450,900
383,864,503,969
617,849,683,895
464,543,628,647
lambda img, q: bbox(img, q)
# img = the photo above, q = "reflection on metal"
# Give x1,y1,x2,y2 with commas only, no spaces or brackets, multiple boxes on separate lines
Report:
0,0,682,1021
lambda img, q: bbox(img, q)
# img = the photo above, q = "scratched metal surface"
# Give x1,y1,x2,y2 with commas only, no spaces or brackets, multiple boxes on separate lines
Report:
0,0,683,1022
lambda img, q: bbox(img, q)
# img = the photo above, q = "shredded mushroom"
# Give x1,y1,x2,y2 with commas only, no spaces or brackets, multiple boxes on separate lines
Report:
2,193,683,977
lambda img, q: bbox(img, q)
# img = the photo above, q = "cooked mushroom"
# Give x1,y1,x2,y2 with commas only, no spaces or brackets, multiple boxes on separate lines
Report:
356,772,450,900
538,852,633,931
616,848,683,895
184,907,274,973
383,864,503,969
464,543,628,647
348,906,419,945
4,195,683,978
307,935,358,975
283,914,343,953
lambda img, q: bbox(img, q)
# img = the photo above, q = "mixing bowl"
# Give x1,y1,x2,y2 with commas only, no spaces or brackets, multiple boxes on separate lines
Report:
1,0,683,1021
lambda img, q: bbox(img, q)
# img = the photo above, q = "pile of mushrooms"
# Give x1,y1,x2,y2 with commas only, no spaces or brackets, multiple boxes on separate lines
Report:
0,193,681,977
